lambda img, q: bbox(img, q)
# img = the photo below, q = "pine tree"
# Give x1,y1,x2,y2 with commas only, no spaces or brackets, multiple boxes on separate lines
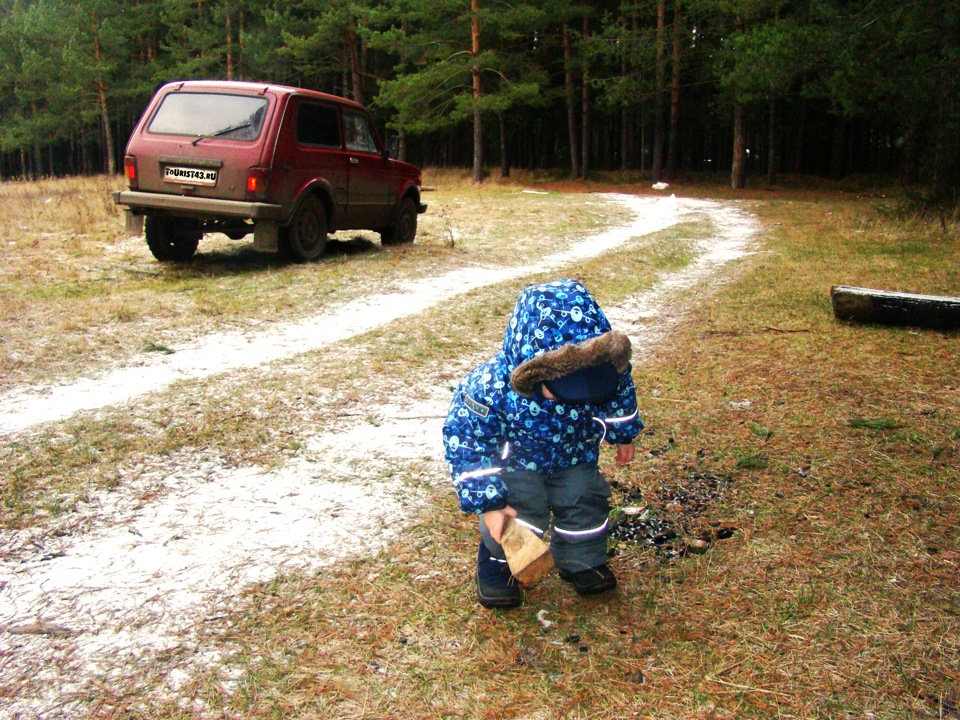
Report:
368,0,545,182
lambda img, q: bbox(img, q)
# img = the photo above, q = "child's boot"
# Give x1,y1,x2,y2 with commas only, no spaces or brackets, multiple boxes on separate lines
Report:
476,542,523,608
558,564,617,596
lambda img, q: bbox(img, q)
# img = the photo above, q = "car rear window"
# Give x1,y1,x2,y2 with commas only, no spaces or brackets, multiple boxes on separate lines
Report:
297,102,341,147
147,92,268,141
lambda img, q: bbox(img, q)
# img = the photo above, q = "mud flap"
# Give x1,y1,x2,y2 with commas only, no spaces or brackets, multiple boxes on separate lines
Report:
124,210,144,236
253,220,279,253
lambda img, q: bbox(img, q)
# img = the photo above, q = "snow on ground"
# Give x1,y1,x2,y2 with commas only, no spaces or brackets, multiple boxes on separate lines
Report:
0,195,760,718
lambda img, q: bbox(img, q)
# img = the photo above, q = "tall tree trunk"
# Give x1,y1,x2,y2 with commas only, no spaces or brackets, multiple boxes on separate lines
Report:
93,34,116,175
731,103,746,189
652,0,666,181
100,103,115,175
621,107,629,171
667,0,682,180
347,15,364,105
471,0,483,183
620,21,629,171
765,8,780,185
499,112,510,178
767,95,778,185
238,10,244,79
640,101,646,177
581,16,590,179
563,23,581,180
225,12,233,79
80,126,90,175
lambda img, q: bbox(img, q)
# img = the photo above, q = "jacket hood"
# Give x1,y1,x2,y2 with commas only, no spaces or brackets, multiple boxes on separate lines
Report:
503,279,632,397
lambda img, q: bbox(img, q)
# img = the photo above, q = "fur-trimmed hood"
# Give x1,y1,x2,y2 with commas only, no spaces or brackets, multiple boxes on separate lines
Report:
511,330,632,397
502,279,632,398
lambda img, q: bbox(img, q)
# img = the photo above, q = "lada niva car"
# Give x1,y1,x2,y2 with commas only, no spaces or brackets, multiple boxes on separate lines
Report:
114,80,426,262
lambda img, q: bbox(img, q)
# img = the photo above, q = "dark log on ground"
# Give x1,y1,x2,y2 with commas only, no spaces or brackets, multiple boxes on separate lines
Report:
831,285,960,330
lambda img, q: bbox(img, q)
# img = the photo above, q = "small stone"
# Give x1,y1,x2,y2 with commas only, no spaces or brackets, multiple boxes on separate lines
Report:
685,538,710,554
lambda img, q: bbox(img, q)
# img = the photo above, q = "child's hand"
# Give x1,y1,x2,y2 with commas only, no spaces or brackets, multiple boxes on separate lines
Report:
481,506,518,544
615,443,635,465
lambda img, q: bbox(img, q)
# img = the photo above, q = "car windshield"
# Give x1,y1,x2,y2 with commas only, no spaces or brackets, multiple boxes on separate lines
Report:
148,92,268,141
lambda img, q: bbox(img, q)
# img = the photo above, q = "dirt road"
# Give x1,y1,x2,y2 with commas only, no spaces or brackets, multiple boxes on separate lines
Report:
0,193,760,718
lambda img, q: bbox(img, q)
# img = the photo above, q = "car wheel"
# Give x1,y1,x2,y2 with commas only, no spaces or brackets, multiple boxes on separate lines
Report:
380,197,418,246
284,195,328,262
145,216,201,262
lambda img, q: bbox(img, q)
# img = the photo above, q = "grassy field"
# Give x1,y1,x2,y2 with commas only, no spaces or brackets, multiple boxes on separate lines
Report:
1,171,958,718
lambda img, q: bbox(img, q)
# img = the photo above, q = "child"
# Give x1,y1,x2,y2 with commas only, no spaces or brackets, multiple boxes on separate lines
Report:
443,279,643,608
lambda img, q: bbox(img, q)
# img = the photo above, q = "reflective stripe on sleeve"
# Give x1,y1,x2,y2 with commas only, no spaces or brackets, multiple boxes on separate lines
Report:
603,409,639,424
592,408,639,444
454,466,501,484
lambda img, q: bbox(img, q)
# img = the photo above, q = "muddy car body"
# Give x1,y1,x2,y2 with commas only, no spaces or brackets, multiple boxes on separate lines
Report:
114,80,426,262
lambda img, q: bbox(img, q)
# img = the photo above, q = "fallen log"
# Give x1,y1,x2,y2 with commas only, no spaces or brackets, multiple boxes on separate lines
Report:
831,285,960,330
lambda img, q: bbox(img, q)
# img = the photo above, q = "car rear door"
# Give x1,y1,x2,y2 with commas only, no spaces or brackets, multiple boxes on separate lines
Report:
134,88,272,201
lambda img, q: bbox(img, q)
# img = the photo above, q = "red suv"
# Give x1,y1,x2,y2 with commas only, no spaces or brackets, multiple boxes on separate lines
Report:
114,80,426,262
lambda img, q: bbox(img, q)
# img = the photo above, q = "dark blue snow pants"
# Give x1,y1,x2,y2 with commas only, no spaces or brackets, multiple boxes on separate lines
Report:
479,462,611,573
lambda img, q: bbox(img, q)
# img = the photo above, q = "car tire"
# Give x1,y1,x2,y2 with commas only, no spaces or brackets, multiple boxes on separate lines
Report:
380,197,418,246
284,195,328,262
145,216,201,262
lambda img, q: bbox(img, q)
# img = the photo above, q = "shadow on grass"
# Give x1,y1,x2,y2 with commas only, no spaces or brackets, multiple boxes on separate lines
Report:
326,235,382,258
165,234,383,276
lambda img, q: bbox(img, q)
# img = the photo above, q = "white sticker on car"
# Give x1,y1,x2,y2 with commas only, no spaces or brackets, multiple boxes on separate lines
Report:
164,166,218,186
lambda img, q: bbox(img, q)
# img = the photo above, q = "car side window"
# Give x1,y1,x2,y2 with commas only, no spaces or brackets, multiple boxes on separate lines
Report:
343,110,379,154
297,102,341,148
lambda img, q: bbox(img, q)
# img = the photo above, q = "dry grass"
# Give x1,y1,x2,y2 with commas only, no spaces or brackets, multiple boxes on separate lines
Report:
2,172,959,718
0,171,648,528
0,170,633,392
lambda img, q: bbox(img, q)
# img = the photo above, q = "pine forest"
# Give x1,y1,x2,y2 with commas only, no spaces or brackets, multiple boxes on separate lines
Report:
0,0,958,196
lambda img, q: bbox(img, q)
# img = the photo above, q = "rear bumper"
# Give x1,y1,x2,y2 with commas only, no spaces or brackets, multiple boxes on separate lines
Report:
113,190,282,221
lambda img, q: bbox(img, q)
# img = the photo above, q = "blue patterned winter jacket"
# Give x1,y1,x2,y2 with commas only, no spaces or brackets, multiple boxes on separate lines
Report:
443,279,644,514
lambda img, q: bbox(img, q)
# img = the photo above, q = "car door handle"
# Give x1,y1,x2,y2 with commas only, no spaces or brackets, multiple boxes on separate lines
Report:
349,157,360,165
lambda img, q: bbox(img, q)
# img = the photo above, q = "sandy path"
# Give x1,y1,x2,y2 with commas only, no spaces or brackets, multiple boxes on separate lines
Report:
0,194,760,718
0,193,694,436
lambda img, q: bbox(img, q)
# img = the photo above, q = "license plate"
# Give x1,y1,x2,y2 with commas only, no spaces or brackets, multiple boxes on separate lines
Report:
164,165,218,186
